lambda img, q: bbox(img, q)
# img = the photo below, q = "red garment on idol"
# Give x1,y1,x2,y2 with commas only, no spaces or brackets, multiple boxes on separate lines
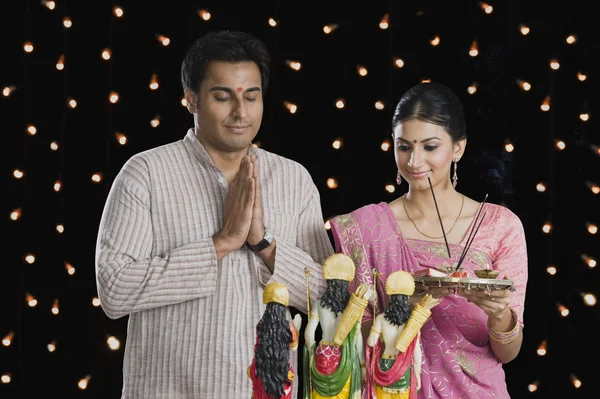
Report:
315,343,342,375
248,358,294,399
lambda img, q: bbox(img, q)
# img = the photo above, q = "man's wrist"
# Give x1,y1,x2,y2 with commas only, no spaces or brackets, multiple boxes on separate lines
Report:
246,228,273,252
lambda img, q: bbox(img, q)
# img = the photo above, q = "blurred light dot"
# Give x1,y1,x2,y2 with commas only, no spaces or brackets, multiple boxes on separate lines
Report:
78,375,91,390
107,336,121,350
393,58,404,68
10,209,21,221
197,9,211,20
583,293,596,306
527,381,539,392
113,6,124,18
47,341,57,352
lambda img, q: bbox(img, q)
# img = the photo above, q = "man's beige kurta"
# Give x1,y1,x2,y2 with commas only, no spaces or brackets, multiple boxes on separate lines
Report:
95,129,333,398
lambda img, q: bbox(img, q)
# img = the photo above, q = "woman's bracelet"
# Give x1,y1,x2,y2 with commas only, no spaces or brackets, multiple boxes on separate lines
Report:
487,307,520,345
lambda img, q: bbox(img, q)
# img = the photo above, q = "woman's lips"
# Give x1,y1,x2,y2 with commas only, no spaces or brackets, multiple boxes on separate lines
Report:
408,170,430,179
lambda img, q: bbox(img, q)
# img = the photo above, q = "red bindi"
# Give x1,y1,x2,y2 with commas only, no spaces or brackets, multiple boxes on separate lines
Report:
236,87,243,92
413,140,417,143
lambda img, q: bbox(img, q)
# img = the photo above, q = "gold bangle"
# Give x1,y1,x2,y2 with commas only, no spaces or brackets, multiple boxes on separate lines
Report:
309,311,318,320
370,326,382,335
487,307,520,344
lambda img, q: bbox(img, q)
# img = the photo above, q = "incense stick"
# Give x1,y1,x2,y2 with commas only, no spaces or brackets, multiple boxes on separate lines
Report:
458,194,488,260
455,211,487,272
453,194,488,273
426,175,451,258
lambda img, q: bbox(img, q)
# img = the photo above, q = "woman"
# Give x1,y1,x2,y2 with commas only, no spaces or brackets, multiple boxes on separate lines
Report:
330,82,528,398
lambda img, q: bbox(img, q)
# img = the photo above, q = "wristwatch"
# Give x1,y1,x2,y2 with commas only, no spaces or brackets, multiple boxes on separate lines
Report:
246,228,274,252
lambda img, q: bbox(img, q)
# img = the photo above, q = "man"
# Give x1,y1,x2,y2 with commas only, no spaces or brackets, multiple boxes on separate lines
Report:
95,30,334,398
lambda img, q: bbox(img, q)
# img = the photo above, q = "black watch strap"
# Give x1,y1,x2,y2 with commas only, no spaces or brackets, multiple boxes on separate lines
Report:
245,228,273,252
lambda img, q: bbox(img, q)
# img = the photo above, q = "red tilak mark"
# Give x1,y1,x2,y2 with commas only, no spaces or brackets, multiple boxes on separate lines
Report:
413,140,417,143
236,87,243,92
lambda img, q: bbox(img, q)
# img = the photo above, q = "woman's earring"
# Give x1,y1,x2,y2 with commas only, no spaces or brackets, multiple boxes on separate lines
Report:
396,172,402,185
452,158,458,188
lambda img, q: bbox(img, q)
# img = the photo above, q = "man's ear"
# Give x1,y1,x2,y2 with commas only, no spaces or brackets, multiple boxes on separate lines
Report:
184,88,196,114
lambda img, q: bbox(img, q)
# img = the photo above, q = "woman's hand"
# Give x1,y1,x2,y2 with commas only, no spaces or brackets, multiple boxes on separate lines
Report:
456,276,513,318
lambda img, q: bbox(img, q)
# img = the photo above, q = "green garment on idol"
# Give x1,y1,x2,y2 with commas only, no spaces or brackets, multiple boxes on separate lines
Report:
302,323,361,399
378,358,411,391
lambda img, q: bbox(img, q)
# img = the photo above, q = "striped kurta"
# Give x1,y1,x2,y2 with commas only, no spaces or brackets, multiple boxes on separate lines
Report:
95,129,333,398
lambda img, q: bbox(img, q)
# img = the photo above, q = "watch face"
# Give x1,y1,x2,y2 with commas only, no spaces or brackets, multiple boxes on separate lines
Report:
264,229,274,244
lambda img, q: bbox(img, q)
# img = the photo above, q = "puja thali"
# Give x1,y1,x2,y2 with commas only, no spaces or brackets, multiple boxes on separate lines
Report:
413,276,515,292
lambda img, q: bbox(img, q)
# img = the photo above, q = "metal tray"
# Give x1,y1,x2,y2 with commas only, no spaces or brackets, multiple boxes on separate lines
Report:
414,276,515,291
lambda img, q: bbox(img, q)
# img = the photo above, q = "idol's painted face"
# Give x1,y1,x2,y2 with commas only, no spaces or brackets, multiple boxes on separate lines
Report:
186,61,264,155
393,119,465,190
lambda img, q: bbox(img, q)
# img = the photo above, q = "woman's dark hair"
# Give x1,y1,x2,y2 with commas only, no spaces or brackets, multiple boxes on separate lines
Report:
393,82,515,203
181,30,271,97
256,302,292,398
392,82,467,142
320,279,351,317
383,294,411,327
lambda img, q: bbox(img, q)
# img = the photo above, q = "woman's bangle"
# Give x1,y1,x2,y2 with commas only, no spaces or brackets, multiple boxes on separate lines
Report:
487,307,520,345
